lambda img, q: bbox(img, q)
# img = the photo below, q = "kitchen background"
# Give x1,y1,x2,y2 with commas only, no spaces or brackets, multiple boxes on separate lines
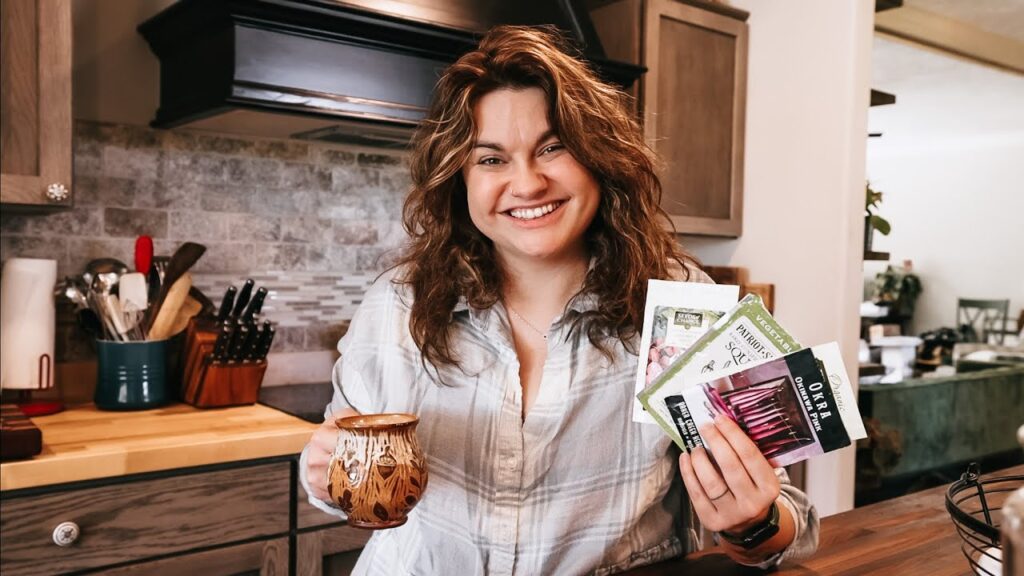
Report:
0,0,878,518
1,120,409,366
8,0,1020,522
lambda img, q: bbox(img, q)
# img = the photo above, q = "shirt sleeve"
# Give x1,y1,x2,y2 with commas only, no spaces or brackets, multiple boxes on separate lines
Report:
297,273,407,518
774,467,820,564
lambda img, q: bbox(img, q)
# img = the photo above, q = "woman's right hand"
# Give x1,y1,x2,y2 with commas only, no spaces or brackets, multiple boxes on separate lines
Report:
305,409,357,502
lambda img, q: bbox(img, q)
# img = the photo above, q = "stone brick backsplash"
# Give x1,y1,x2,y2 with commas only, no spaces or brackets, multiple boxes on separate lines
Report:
1,121,411,362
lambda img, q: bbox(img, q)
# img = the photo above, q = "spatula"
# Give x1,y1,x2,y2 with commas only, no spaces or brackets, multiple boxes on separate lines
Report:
120,272,148,313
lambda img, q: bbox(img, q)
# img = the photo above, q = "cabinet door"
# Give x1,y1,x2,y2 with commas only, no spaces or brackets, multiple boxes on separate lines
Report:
0,0,72,207
643,0,747,236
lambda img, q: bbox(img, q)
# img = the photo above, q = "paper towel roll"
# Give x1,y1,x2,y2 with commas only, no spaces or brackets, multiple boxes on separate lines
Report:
1,258,57,390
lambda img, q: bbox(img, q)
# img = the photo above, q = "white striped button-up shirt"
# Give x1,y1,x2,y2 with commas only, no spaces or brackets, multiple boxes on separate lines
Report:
300,269,818,575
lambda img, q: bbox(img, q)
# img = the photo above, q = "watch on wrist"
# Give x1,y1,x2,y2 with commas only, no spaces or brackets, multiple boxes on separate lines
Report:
720,501,780,550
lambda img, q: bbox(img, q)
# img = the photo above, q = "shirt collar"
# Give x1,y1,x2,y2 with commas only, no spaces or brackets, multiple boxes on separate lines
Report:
451,256,600,324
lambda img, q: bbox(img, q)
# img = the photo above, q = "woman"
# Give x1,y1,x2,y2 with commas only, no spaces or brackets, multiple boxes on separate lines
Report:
301,25,818,575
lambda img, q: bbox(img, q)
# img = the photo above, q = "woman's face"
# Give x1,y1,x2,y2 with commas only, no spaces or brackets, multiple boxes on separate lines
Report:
462,87,600,266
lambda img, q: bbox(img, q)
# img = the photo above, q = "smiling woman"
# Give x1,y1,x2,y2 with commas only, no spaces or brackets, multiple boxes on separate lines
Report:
394,25,697,371
299,24,819,575
463,87,600,266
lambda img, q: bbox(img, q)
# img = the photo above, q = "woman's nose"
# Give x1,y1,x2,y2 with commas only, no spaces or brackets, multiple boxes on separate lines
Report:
509,162,547,198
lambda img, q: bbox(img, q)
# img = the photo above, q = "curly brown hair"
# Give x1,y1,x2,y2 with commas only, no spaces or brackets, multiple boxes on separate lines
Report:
392,25,698,368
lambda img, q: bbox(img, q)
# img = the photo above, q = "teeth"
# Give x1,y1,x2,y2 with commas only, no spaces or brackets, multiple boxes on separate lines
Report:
510,202,560,220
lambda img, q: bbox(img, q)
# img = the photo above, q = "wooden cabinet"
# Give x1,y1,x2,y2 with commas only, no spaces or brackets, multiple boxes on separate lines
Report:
0,0,73,207
590,0,749,236
0,456,371,576
1,461,291,575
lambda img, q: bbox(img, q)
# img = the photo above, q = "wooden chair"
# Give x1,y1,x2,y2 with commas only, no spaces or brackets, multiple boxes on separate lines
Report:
956,298,1010,344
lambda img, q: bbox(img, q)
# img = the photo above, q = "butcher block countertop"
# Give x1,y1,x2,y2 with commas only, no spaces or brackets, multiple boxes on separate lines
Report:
623,463,1024,575
0,403,317,492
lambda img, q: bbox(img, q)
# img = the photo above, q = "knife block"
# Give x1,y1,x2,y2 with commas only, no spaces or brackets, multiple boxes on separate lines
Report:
181,320,267,408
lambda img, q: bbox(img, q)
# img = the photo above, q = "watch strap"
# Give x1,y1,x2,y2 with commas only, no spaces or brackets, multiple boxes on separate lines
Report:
720,501,780,550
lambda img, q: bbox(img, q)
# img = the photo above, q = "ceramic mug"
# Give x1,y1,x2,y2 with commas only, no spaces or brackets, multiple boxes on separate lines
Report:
327,413,428,529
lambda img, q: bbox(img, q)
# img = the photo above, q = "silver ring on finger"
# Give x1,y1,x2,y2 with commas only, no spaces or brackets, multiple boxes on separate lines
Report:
710,488,731,501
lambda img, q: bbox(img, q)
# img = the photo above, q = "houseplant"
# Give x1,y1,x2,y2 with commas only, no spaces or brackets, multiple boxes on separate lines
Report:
872,264,922,318
864,182,891,253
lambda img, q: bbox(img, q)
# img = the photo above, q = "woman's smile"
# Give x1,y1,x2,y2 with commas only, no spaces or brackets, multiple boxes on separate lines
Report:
504,200,566,223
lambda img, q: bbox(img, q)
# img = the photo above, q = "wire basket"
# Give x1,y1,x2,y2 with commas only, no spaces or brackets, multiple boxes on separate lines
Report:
945,462,1024,576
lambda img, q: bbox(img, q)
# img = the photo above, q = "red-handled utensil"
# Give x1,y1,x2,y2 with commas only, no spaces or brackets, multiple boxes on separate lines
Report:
135,235,153,274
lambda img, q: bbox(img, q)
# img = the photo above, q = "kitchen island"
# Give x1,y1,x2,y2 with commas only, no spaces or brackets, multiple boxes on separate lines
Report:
0,402,367,576
623,464,1022,575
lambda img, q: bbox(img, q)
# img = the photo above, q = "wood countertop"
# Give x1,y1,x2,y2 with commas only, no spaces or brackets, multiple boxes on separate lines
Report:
623,463,1023,575
0,403,317,492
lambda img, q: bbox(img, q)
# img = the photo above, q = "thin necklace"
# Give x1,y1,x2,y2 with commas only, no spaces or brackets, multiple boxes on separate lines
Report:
507,305,548,340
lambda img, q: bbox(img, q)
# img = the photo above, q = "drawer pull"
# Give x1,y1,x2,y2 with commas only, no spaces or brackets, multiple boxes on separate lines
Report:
52,521,80,547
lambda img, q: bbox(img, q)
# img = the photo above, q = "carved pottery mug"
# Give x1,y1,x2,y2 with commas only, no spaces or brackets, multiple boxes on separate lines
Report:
327,413,428,529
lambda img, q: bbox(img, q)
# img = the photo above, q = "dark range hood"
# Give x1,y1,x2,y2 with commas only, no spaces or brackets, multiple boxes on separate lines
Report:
137,0,645,147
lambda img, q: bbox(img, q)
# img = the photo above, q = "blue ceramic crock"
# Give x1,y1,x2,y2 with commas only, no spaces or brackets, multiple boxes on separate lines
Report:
94,339,169,410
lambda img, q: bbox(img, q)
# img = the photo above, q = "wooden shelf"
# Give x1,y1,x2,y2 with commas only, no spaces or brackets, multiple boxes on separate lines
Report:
875,0,903,13
870,89,897,107
859,363,887,377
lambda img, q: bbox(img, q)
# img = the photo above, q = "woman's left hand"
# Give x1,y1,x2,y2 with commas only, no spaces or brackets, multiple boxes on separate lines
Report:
678,414,781,536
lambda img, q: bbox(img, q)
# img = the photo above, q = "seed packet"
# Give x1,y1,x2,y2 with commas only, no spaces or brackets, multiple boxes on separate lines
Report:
637,293,799,447
632,280,739,424
664,342,867,467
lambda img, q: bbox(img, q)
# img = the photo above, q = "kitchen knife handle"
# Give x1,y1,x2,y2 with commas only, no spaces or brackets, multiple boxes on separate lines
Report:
212,323,233,362
241,287,267,323
232,279,255,318
256,323,276,360
217,286,237,323
228,321,250,362
238,321,260,361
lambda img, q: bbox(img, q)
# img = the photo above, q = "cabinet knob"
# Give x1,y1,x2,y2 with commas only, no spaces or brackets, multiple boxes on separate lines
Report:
46,183,70,203
52,521,80,547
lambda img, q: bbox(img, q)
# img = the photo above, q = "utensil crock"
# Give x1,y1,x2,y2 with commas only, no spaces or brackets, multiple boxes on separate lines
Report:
94,338,169,410
327,413,428,529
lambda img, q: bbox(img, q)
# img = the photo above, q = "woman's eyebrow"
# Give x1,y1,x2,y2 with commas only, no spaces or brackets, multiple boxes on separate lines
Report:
472,130,558,152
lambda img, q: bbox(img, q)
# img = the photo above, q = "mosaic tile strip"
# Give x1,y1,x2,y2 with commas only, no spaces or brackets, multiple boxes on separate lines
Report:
192,271,378,327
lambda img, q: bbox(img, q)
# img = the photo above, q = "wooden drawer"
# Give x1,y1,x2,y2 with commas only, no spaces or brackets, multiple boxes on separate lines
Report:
92,537,289,576
0,461,290,576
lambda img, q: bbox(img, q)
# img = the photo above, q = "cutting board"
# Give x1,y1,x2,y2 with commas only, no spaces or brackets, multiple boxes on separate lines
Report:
0,404,42,461
0,402,316,491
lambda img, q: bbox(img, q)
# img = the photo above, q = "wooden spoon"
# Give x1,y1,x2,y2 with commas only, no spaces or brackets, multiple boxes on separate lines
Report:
146,242,206,331
148,273,192,341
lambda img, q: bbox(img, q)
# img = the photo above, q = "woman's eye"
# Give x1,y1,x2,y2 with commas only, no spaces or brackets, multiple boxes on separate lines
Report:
541,143,564,155
478,157,503,166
